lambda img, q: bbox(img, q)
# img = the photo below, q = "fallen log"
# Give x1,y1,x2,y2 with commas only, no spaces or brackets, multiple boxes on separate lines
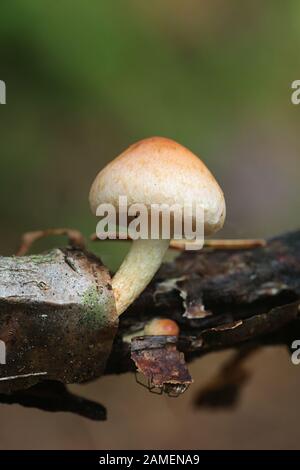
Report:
0,230,299,418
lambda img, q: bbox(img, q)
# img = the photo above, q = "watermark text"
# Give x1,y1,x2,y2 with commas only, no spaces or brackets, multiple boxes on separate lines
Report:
291,340,300,365
0,80,6,104
291,80,300,105
95,196,205,250
0,340,6,365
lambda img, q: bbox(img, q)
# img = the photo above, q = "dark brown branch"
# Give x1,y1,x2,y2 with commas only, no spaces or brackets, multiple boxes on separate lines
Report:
106,230,300,373
0,229,299,419
0,381,107,420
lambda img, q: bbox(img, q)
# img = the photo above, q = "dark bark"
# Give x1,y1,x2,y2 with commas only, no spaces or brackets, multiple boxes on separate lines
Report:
0,230,299,419
0,381,107,420
107,230,300,374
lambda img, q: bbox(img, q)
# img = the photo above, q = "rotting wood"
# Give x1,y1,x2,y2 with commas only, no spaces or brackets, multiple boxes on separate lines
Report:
0,229,299,419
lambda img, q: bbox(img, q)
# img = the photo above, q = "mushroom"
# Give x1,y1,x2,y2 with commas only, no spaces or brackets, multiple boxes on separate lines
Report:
144,318,180,337
89,137,225,316
123,318,180,343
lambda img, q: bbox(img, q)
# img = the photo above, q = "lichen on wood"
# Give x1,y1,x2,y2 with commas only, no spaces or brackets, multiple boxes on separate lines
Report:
0,247,117,393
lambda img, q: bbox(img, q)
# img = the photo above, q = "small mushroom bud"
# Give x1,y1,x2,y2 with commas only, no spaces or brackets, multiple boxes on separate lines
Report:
144,318,180,337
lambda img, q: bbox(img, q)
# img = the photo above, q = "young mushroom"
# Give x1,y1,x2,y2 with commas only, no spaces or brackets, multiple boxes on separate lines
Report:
89,137,225,316
123,318,180,343
144,318,180,337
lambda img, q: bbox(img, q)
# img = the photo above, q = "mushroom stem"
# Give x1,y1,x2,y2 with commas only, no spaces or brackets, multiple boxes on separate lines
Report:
112,238,169,316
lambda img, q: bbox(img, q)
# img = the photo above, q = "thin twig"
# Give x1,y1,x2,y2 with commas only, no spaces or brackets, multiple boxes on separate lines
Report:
90,232,266,250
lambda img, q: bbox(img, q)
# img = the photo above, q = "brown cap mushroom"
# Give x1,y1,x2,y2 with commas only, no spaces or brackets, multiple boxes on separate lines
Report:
89,137,225,316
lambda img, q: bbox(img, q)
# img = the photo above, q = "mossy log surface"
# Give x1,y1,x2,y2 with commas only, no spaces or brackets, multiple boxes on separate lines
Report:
0,247,117,393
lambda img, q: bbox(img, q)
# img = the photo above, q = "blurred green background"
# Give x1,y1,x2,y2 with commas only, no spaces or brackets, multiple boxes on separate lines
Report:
0,0,299,449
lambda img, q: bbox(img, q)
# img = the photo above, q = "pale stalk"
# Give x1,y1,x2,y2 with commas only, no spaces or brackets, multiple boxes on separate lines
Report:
112,238,169,316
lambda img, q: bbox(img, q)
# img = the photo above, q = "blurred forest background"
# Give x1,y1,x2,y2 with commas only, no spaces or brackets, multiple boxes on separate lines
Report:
0,0,299,449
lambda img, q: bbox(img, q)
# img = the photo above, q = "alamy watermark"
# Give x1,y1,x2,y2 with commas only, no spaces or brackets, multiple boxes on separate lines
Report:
0,80,6,104
95,196,205,250
0,340,6,365
291,340,300,365
291,80,300,105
